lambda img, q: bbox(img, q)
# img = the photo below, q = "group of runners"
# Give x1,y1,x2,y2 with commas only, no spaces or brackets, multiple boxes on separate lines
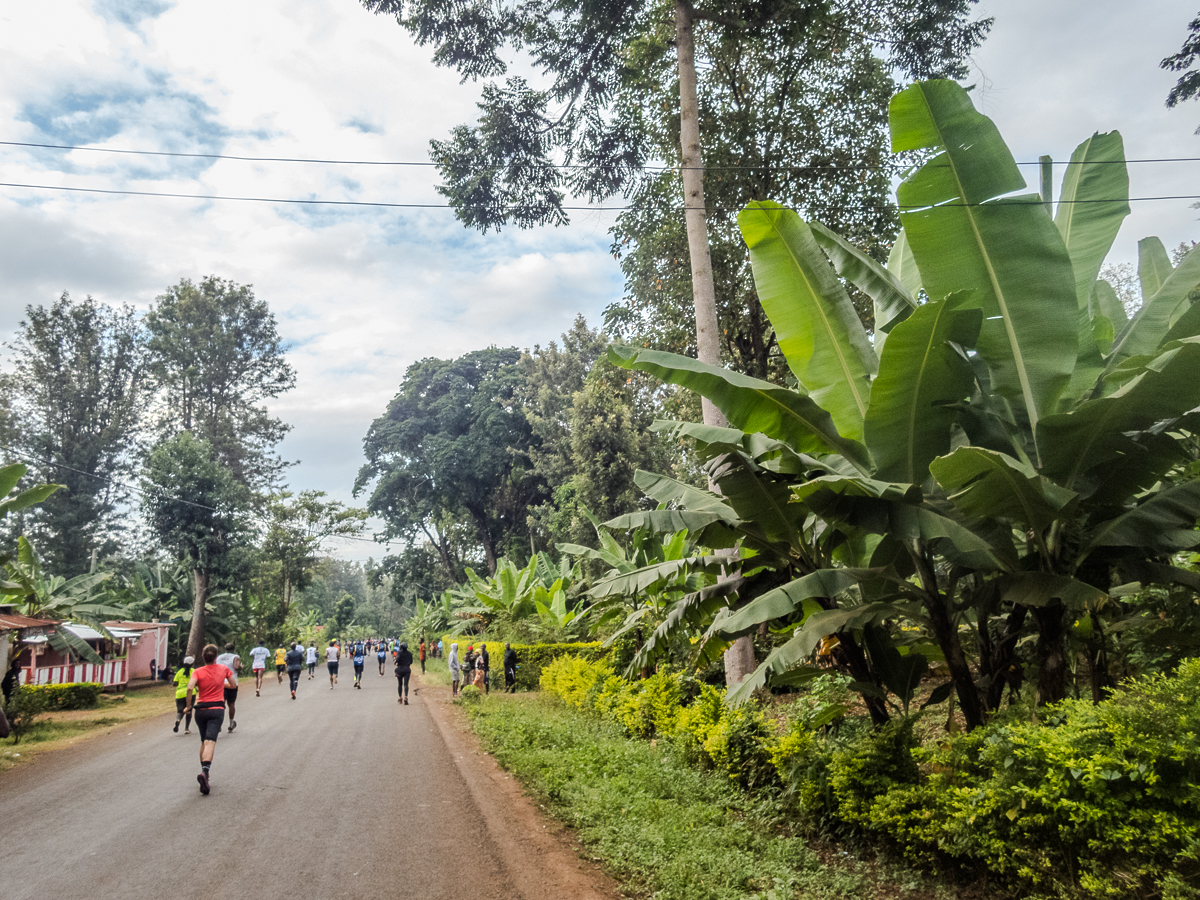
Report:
172,636,421,795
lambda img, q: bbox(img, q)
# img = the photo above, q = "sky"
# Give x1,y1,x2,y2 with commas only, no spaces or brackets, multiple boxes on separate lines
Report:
0,0,1196,561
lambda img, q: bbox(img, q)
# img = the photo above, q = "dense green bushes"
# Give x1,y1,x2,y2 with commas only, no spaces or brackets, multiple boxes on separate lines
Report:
540,656,1200,899
24,682,104,711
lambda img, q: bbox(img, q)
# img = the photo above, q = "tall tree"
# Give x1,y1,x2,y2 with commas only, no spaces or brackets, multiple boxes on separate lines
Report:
356,347,541,578
261,490,369,620
5,294,149,575
146,276,296,491
142,433,250,659
362,0,988,684
1163,11,1200,130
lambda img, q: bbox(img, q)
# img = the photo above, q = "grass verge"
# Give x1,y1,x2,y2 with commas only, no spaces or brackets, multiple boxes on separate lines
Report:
462,693,945,900
1,684,175,773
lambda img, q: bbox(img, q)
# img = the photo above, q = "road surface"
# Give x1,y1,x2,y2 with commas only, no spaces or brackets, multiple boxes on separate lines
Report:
1,661,615,900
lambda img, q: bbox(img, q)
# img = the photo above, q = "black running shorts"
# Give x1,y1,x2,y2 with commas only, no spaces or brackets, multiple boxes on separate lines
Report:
194,706,224,742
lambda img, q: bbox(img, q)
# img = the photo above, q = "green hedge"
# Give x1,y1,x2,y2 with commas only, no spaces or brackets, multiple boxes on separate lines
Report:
24,682,104,711
439,637,606,691
540,655,1200,900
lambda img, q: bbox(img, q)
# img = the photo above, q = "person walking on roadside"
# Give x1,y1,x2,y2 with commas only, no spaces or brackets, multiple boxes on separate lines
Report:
249,642,269,696
274,646,287,683
173,655,195,734
504,643,517,693
377,642,387,677
183,644,236,795
352,644,366,688
214,642,241,733
285,642,305,699
326,641,340,688
448,643,461,697
395,641,413,704
418,638,426,674
478,643,490,695
2,656,21,704
306,643,318,679
437,639,443,659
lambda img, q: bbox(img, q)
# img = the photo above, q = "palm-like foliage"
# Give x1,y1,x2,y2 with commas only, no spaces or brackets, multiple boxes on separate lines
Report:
607,80,1200,729
450,553,586,640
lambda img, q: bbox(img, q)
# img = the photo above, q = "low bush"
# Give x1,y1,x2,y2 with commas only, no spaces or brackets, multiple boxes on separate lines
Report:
4,685,48,743
543,653,1200,899
24,682,104,711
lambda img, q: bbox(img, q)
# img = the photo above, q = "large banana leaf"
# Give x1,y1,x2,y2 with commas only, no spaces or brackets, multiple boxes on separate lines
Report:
1108,244,1200,362
1038,338,1200,488
930,447,1076,533
715,568,881,636
999,573,1108,610
609,345,871,471
1138,237,1173,300
630,470,739,520
887,229,922,298
738,201,877,439
726,600,907,706
863,293,981,483
47,628,104,665
890,80,1078,435
1083,481,1200,555
1054,132,1130,313
588,556,728,598
811,222,917,336
627,576,747,672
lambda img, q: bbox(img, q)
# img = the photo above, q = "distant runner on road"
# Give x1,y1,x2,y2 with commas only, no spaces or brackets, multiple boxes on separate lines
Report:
352,645,366,689
377,642,387,676
214,642,241,733
173,655,194,734
184,644,236,795
326,641,340,688
285,642,305,699
249,643,269,695
306,643,318,679
274,646,287,684
395,641,413,705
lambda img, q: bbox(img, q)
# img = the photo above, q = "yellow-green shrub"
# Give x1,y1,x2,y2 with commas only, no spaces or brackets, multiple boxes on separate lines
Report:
700,702,779,791
540,655,610,708
672,682,724,765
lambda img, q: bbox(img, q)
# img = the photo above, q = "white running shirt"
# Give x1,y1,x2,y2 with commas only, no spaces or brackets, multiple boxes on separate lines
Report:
215,652,240,686
306,645,318,664
250,646,270,670
326,646,339,662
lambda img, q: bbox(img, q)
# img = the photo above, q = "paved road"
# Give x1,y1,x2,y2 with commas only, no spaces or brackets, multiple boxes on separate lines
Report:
1,662,572,900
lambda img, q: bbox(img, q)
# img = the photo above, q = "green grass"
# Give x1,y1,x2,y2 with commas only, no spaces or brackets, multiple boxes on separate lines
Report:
1,685,175,772
419,656,452,687
464,694,942,900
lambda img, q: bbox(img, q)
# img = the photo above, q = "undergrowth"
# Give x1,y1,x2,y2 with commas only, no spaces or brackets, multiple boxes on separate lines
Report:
465,693,953,900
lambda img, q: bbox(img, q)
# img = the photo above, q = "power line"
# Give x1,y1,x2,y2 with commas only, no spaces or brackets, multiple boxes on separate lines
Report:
0,442,395,548
1,180,1196,212
3,139,1198,171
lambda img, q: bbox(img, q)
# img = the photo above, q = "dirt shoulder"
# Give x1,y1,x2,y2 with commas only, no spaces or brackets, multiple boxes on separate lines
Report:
417,672,623,900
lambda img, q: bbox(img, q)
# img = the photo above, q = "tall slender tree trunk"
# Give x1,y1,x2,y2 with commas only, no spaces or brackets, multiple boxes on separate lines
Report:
675,0,754,687
186,566,209,660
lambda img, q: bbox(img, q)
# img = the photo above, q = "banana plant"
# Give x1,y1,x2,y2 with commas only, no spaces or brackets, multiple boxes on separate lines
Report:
610,80,1200,729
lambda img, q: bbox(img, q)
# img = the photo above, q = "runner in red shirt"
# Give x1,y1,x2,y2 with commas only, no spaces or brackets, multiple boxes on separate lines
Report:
184,643,236,795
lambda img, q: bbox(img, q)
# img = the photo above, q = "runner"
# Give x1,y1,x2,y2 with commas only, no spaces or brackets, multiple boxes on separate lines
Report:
377,642,387,676
173,655,194,734
274,645,287,684
352,644,366,689
285,642,305,699
249,642,269,695
214,642,241,733
418,638,426,674
183,644,236,795
325,640,340,688
395,641,413,704
306,643,318,679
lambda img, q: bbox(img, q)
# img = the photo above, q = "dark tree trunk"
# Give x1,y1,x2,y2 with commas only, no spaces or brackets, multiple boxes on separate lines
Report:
834,632,891,727
981,604,1028,711
186,566,209,661
1033,602,1068,706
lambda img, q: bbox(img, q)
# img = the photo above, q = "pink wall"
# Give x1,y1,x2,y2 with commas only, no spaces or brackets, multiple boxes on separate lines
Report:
125,626,171,678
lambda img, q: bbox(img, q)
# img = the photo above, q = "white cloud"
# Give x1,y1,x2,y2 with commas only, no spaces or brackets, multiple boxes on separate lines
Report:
0,0,1196,562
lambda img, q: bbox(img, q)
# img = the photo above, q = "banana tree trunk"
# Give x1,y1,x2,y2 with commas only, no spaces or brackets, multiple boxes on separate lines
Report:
186,566,209,661
676,0,754,687
1033,603,1069,705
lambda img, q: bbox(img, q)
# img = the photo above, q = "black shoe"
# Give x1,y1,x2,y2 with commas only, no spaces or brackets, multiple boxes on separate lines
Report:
173,721,180,733
198,772,210,795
